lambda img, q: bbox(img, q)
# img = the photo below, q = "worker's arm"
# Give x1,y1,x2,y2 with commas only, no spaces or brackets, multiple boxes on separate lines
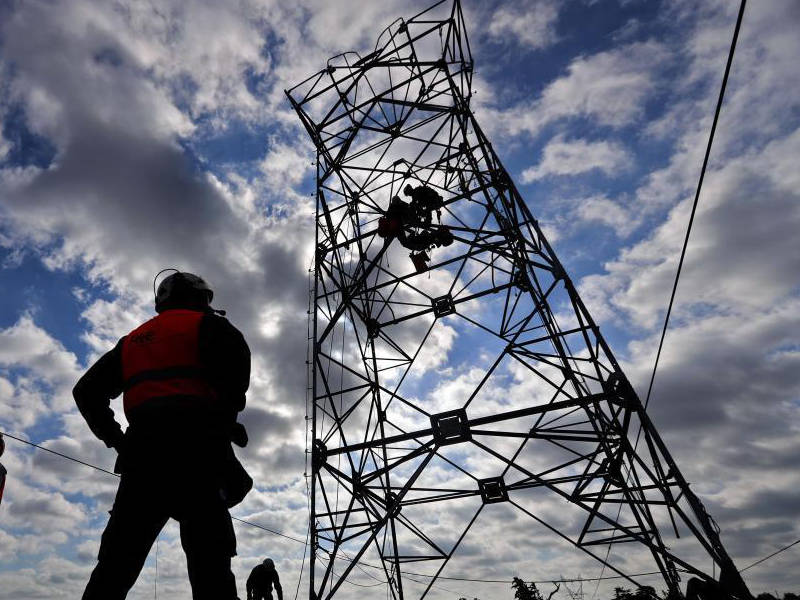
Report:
73,339,126,450
274,572,283,600
200,314,251,423
246,568,256,600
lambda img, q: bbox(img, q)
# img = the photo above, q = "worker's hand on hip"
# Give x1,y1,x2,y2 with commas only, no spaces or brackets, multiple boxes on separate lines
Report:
231,422,248,448
112,432,129,474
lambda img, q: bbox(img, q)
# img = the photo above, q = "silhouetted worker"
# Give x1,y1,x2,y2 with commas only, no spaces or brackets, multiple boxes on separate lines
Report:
74,271,252,600
247,558,283,600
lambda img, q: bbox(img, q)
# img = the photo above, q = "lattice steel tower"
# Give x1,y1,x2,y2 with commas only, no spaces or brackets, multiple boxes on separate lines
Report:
286,2,751,599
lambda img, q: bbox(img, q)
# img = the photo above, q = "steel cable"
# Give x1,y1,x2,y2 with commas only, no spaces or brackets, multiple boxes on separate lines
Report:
2,429,795,587
592,1,748,595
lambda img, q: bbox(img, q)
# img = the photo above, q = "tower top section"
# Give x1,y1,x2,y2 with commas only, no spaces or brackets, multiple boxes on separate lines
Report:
286,0,472,150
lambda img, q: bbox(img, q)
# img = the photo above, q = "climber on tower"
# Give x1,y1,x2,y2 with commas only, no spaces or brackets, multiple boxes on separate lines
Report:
74,270,252,600
377,181,454,257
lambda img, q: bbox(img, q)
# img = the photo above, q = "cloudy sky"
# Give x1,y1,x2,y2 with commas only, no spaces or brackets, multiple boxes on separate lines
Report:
0,0,798,598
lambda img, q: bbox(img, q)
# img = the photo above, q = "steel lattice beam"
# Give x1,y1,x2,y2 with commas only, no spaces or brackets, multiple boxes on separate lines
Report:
286,2,752,599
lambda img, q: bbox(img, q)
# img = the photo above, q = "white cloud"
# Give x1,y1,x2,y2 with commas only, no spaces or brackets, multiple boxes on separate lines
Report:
573,194,638,238
487,1,560,50
534,40,666,128
583,129,800,333
5,485,89,532
0,136,10,162
520,135,632,181
0,316,82,428
0,0,799,596
569,3,800,582
480,40,668,139
259,138,313,190
0,2,318,594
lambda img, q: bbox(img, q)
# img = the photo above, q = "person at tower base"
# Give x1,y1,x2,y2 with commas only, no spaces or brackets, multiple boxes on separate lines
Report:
74,270,252,600
247,558,283,600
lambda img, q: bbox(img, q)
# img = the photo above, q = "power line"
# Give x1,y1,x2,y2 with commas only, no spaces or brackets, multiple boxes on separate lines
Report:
230,515,308,545
340,561,669,585
404,572,466,597
1,428,315,539
317,555,388,589
292,523,310,600
1,428,312,545
739,539,800,573
6,424,796,587
0,431,673,586
0,430,119,477
641,0,747,413
592,2,748,596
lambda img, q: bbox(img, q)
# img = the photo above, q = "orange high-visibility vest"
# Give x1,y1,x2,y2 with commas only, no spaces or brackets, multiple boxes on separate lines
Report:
121,309,217,416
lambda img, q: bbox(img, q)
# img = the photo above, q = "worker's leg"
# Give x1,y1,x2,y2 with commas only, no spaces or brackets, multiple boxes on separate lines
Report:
83,473,168,600
180,490,238,600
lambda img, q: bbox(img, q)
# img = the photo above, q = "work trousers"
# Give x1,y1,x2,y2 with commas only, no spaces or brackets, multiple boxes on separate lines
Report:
82,467,237,600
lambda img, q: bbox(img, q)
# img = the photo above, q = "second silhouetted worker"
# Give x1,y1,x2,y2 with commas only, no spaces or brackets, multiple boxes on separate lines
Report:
247,558,283,600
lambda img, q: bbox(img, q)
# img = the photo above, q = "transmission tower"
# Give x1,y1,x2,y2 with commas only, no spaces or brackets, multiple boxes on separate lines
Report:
563,578,585,600
286,2,751,599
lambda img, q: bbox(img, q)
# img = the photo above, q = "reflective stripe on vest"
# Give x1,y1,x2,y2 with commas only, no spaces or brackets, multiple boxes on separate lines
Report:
121,309,216,415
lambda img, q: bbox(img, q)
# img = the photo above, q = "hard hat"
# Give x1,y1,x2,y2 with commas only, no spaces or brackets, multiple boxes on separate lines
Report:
155,270,214,313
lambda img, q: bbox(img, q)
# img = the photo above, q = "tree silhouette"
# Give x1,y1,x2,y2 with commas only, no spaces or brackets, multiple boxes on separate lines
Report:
502,579,800,600
512,577,560,600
